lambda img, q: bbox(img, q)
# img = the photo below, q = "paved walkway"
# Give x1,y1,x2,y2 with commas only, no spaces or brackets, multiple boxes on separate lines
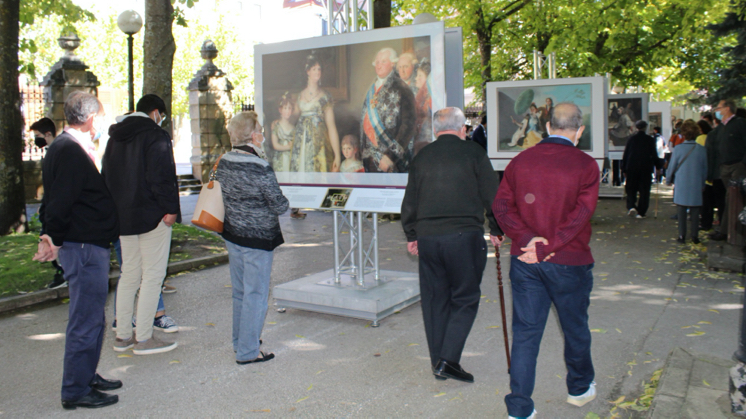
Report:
2,188,745,417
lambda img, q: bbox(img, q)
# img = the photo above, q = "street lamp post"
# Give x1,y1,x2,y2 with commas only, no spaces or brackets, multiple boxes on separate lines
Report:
117,10,143,112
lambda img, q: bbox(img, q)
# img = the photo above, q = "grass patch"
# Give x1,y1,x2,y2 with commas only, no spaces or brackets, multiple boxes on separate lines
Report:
0,233,57,297
0,220,225,298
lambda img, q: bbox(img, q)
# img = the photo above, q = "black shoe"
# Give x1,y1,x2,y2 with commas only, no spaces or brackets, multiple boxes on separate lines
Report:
236,351,275,365
90,373,122,391
709,232,727,241
61,389,118,410
47,273,67,289
677,237,685,244
692,237,701,245
433,359,474,383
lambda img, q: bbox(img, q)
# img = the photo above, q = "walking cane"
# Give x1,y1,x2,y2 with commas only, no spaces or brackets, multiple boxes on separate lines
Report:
495,236,511,370
654,180,660,219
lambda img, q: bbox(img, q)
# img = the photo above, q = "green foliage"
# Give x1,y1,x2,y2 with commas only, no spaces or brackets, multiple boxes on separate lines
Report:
18,0,95,77
0,232,57,296
173,0,199,27
397,0,732,105
707,1,746,101
22,1,251,118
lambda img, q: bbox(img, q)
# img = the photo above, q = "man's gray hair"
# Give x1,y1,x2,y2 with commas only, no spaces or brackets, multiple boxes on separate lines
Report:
64,91,101,126
549,102,583,131
722,99,737,114
433,107,466,134
371,47,399,66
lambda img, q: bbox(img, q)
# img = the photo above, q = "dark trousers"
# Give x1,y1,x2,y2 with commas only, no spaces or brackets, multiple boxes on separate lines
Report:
505,257,595,418
612,160,622,186
701,180,725,230
417,231,487,366
625,170,652,216
677,205,701,240
58,242,110,401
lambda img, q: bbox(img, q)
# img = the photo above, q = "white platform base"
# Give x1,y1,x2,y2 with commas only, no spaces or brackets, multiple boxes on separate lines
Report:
273,269,420,326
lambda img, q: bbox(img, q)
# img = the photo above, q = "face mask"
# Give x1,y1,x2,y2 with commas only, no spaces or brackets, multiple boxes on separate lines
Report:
93,117,106,138
34,136,47,148
157,114,164,127
715,111,723,120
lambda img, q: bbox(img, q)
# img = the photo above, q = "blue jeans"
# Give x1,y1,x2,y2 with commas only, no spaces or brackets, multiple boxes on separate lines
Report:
112,238,164,317
505,257,595,417
58,242,110,401
225,240,274,361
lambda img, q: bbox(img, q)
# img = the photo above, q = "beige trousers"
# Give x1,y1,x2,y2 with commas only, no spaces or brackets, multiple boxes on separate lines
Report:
115,221,172,342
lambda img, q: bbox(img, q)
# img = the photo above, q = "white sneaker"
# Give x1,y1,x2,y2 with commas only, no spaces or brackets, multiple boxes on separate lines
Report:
627,208,637,217
567,382,596,406
508,409,536,419
635,214,646,219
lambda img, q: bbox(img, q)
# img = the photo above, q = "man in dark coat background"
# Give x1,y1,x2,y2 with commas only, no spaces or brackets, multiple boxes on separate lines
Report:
471,114,487,151
622,120,661,219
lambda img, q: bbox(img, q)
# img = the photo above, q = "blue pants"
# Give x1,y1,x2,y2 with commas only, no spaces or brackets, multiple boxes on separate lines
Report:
112,238,165,316
225,241,273,362
505,257,595,417
58,242,110,401
417,231,486,366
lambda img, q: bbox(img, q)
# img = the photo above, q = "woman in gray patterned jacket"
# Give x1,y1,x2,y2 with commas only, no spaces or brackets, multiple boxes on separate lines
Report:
216,111,290,365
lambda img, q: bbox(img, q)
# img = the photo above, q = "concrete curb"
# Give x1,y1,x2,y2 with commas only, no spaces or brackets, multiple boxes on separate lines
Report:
649,347,737,419
0,252,229,315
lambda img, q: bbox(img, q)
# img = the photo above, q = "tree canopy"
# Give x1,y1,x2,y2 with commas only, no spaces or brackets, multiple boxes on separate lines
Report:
397,0,733,106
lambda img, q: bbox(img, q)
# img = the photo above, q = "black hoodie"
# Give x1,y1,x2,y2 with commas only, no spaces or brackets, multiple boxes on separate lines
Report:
102,113,181,236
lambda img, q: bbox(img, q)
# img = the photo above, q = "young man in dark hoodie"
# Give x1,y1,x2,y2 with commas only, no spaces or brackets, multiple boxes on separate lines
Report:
102,94,181,355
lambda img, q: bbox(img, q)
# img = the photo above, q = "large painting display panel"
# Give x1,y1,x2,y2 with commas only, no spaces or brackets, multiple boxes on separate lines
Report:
254,22,446,187
607,93,648,151
485,77,607,169
496,84,593,152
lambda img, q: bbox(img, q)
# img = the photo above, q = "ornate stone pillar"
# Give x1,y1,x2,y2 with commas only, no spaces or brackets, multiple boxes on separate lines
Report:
188,40,234,182
40,32,100,134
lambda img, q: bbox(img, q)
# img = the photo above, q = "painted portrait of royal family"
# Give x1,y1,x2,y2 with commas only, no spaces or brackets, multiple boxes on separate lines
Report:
260,36,433,175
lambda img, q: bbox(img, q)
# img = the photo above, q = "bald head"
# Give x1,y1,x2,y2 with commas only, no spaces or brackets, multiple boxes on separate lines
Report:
546,102,585,145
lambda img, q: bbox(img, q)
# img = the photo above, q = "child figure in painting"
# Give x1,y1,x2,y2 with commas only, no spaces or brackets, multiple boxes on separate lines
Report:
270,92,295,172
340,135,364,173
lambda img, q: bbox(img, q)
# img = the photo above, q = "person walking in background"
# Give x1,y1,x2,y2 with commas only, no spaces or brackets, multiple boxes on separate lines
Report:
33,91,121,410
622,120,661,219
494,103,599,419
401,107,503,383
652,126,667,183
103,94,181,355
219,111,289,365
666,120,707,244
471,114,487,151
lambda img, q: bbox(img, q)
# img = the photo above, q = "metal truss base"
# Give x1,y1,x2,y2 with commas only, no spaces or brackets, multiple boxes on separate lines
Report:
273,269,420,327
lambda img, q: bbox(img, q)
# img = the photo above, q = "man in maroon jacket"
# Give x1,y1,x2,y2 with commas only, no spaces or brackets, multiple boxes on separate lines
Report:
493,102,600,419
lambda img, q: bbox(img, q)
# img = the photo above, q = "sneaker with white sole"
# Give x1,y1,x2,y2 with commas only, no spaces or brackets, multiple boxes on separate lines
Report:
508,409,537,419
567,381,596,406
162,284,177,294
153,315,179,333
627,208,637,217
133,336,177,355
113,334,135,352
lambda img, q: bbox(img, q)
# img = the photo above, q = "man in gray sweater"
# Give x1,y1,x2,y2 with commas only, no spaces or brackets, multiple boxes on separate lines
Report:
401,107,503,383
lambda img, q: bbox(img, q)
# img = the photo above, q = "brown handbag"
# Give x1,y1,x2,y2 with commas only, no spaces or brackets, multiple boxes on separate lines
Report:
191,155,225,233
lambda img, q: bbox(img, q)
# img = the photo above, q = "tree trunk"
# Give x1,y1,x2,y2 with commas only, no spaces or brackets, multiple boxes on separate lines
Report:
0,0,27,235
373,0,391,28
143,0,176,136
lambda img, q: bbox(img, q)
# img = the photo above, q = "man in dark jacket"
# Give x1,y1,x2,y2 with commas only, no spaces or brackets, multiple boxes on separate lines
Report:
708,99,746,241
102,94,181,355
401,107,503,383
622,120,660,219
33,91,121,410
471,114,487,151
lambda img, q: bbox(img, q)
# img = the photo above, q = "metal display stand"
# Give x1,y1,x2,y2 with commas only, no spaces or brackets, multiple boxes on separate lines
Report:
273,211,420,326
